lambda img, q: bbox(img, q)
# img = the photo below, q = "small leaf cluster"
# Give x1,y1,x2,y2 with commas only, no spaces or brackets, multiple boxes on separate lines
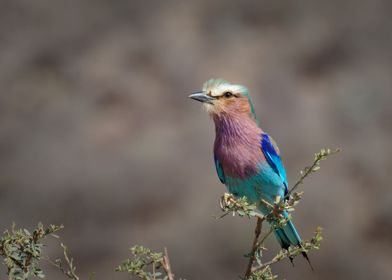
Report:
0,223,63,280
116,246,168,280
219,193,258,219
303,148,340,175
246,266,276,280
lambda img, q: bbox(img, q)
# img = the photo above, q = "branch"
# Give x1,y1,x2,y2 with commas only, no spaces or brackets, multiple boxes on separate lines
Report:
162,247,174,280
116,245,177,280
244,218,263,278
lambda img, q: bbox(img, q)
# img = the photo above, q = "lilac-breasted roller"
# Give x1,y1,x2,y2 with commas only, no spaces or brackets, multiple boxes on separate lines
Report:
189,79,311,266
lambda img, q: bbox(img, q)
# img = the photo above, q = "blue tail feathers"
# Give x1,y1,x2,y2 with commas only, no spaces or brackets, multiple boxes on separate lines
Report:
273,220,301,249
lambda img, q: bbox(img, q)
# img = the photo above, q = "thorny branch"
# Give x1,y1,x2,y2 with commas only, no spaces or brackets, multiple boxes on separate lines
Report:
219,148,339,279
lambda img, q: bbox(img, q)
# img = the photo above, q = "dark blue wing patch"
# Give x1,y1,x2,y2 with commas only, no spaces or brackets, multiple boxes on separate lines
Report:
214,154,225,184
260,133,288,194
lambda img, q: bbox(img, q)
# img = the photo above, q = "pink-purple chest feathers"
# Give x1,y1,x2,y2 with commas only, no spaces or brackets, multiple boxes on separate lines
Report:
213,115,266,179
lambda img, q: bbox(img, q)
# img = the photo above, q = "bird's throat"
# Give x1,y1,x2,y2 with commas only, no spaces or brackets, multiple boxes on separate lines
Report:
213,113,261,143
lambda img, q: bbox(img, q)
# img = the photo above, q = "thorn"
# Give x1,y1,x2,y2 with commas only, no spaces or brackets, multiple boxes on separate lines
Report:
302,252,314,271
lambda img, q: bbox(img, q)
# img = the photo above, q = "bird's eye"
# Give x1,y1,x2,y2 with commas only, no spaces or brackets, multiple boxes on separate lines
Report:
223,91,233,98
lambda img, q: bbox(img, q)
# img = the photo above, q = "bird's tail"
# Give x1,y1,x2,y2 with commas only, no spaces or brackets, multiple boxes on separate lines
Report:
273,215,314,270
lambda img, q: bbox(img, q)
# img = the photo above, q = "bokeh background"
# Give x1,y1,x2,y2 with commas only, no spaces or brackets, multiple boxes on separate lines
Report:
1,0,391,279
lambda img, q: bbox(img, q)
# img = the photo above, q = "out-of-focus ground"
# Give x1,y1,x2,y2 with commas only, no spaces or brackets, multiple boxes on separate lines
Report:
0,0,391,279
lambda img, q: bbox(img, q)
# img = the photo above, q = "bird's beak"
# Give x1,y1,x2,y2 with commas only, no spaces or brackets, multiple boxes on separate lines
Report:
188,91,215,104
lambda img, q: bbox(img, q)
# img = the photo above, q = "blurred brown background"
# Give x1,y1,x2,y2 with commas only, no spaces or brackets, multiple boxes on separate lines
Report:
0,0,391,279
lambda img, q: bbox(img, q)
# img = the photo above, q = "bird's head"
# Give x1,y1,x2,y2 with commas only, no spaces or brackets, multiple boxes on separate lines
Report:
189,79,257,120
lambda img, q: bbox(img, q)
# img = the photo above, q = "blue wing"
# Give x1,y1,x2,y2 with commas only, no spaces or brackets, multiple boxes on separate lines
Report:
260,133,288,195
214,154,225,184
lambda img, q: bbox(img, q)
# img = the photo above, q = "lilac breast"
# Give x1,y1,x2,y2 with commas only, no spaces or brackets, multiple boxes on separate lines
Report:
213,115,265,179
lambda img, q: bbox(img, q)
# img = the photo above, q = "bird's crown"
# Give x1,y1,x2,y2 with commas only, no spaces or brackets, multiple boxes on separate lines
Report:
202,79,248,97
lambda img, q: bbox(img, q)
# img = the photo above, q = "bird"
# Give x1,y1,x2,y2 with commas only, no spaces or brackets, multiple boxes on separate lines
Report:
189,78,312,267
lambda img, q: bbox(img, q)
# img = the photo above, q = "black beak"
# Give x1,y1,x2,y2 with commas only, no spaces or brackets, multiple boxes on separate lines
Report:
188,91,215,104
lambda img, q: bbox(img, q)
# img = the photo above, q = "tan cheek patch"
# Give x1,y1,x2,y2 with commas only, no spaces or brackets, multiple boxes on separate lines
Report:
221,98,244,111
224,98,237,106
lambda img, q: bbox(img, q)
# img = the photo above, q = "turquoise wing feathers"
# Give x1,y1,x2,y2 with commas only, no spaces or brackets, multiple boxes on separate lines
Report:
214,155,225,184
260,133,288,195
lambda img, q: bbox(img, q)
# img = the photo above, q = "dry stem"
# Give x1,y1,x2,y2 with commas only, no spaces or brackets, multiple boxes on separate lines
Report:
162,247,174,280
244,218,263,278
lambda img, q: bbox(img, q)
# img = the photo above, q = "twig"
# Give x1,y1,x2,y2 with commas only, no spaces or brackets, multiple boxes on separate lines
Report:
61,244,79,280
244,218,263,278
251,257,280,273
286,162,318,198
286,148,340,198
162,247,174,280
44,244,79,280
